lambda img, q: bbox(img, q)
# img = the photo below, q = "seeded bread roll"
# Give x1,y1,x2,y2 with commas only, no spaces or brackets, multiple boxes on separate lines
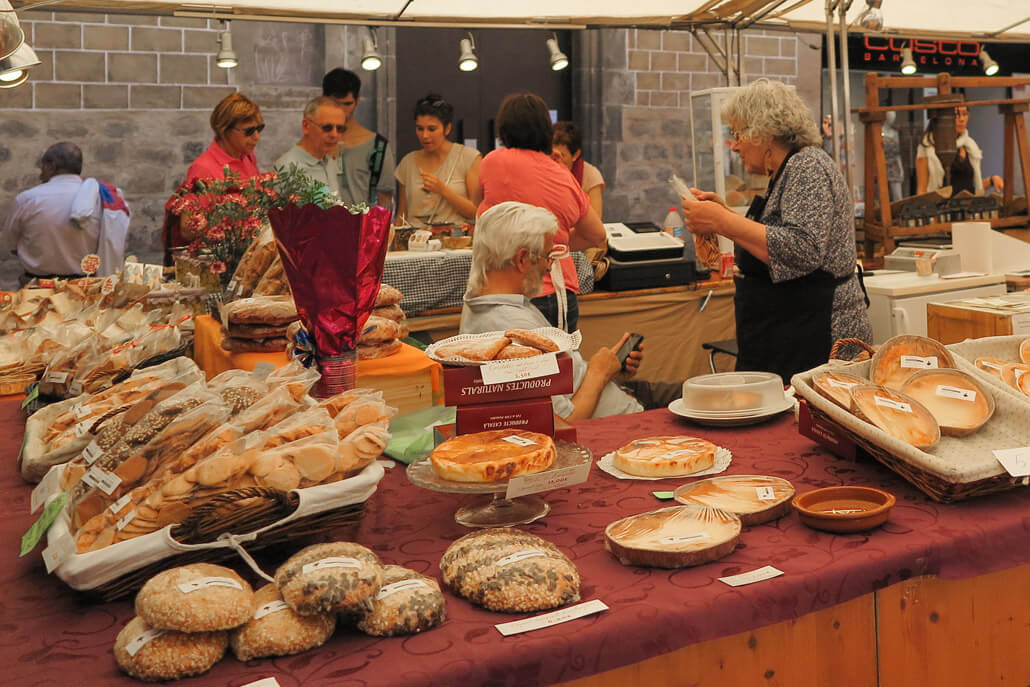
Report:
275,542,382,616
135,563,254,632
357,565,446,637
114,616,227,682
372,304,406,322
439,528,580,613
357,339,403,360
229,583,336,661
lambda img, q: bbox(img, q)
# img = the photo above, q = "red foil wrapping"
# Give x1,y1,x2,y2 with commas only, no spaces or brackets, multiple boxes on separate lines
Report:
268,204,391,393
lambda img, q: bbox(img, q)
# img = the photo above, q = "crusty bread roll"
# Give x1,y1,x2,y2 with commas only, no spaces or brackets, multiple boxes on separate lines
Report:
229,583,336,661
114,616,227,682
135,563,254,632
275,541,382,616
357,565,446,636
375,284,403,307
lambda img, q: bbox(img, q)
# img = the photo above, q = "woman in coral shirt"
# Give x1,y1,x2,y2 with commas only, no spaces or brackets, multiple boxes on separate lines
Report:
473,93,605,332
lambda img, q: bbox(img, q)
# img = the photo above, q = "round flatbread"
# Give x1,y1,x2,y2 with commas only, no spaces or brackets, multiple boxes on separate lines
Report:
504,329,559,353
613,435,717,477
430,429,556,482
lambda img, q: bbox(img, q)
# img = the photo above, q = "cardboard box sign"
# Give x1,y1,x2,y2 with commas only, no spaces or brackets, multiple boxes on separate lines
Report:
456,397,555,436
442,353,575,406
796,398,857,461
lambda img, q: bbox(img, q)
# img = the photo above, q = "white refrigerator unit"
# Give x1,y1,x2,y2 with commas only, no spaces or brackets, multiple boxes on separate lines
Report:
864,271,1007,344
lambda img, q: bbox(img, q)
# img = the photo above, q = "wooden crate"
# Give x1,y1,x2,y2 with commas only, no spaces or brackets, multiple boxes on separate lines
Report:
927,293,1030,344
356,365,438,416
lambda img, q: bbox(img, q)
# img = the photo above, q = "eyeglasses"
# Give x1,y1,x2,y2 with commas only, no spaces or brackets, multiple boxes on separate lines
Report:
234,123,265,137
306,119,346,133
728,127,744,142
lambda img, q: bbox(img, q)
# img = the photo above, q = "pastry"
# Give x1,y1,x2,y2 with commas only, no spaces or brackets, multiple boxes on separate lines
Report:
375,284,403,307
114,616,226,682
429,429,556,482
812,370,866,409
135,563,254,632
229,583,336,661
870,335,955,389
357,340,403,360
604,505,741,568
357,565,446,637
495,343,543,360
900,369,994,436
433,335,510,362
503,328,559,353
613,435,717,477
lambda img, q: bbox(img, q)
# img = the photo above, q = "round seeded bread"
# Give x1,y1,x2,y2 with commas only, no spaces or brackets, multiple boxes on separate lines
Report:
229,583,336,661
357,565,446,637
275,541,382,616
135,563,254,632
439,528,580,613
114,616,226,682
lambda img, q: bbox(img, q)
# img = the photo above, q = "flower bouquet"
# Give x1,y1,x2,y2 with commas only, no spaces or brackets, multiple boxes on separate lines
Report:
165,168,278,288
268,166,392,397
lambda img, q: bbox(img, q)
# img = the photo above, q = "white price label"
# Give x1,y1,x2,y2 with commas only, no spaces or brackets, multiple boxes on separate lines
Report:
108,492,132,514
980,360,1003,371
659,533,710,545
302,557,362,574
501,434,537,447
874,395,912,413
254,600,290,620
30,466,63,514
42,533,78,574
74,420,93,438
376,579,429,600
45,371,68,384
827,379,858,390
756,486,777,501
480,351,560,386
82,440,102,465
718,565,784,587
900,355,938,370
241,680,281,687
125,629,168,657
68,381,83,396
495,550,545,568
506,460,592,500
176,576,244,594
1011,312,1030,336
495,599,608,636
101,276,117,295
992,447,1030,477
82,466,121,495
227,279,239,294
73,404,91,420
936,385,976,402
115,509,136,531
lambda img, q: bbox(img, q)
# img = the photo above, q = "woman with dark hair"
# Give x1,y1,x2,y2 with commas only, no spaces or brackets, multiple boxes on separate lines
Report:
472,93,605,332
394,93,481,228
916,105,1003,195
552,121,605,218
163,93,264,264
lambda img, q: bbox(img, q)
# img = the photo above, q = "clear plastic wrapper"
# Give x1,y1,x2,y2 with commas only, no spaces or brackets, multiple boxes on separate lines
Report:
233,386,303,434
265,359,320,402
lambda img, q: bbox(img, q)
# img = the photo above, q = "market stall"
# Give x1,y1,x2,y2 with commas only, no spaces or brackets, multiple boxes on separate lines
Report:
6,401,1030,686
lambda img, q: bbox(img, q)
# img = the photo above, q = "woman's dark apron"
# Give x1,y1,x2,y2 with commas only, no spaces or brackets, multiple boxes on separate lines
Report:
733,149,850,383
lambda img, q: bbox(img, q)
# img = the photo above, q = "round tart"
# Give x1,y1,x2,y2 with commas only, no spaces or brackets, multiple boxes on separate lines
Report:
1001,363,1030,393
674,475,795,525
974,357,1007,378
613,435,716,477
811,370,866,409
429,430,556,482
604,505,741,568
849,384,940,449
900,369,995,436
871,335,955,389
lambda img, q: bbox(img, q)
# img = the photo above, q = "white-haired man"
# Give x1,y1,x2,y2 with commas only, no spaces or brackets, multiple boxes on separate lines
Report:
461,201,648,421
274,96,346,197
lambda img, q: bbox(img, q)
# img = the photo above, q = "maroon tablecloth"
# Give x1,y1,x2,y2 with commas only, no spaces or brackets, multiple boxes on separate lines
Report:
5,400,1030,686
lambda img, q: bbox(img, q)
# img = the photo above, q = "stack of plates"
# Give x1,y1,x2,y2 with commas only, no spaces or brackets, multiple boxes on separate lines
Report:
668,390,795,426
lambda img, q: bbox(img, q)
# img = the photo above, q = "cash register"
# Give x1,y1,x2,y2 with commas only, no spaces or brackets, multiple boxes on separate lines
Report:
598,222,708,291
883,242,962,275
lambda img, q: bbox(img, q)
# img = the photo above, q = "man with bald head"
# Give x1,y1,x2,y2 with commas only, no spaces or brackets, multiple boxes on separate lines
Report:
2,142,112,285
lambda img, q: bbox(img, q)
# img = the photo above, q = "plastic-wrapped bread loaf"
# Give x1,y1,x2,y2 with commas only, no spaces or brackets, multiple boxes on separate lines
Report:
265,359,320,402
374,284,403,307
275,541,382,616
358,315,409,344
357,565,446,637
252,254,291,296
230,232,277,298
222,295,298,326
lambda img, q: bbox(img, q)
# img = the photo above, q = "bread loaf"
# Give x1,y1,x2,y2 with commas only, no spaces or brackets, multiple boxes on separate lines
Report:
375,284,403,307
357,565,446,636
114,616,227,682
229,583,336,661
275,541,382,616
135,563,254,632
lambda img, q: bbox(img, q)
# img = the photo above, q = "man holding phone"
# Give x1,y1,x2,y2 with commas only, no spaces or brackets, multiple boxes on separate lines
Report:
460,201,653,421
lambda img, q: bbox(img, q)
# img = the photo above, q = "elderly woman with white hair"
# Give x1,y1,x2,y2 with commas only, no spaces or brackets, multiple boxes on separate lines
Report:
682,78,871,383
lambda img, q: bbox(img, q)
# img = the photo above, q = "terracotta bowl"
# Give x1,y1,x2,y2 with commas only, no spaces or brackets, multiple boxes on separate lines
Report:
792,486,895,533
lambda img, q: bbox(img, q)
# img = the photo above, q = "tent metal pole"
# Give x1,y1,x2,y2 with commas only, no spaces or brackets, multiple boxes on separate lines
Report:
825,0,841,165
838,0,855,200
736,28,742,86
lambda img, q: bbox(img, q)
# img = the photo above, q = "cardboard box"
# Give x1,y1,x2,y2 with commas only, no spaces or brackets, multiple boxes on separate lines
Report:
797,398,857,461
553,414,577,443
442,353,574,406
455,397,555,436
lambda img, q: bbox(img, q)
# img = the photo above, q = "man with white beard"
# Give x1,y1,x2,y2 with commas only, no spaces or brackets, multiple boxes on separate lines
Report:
460,201,652,421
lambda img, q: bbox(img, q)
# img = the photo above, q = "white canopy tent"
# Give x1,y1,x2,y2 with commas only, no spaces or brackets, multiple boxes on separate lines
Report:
7,0,1030,40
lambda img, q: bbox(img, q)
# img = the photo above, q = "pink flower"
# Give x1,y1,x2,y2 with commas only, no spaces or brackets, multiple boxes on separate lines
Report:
210,261,227,274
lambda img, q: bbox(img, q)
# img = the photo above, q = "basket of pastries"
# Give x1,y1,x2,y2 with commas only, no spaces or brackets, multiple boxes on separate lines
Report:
27,357,396,600
792,333,1030,502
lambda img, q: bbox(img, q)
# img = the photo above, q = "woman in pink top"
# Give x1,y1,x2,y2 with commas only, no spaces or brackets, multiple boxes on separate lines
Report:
163,93,264,264
473,93,605,332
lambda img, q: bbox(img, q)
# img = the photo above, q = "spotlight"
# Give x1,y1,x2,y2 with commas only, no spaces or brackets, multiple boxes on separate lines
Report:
361,30,382,71
458,33,478,72
216,21,238,69
980,47,999,76
0,42,40,87
546,34,568,71
0,7,25,62
900,46,916,75
855,0,883,31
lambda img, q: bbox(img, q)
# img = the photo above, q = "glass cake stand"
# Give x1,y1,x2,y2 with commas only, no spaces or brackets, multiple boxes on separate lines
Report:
406,441,592,528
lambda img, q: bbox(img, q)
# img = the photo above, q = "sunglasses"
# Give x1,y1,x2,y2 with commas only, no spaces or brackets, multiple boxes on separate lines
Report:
234,123,266,137
306,119,346,133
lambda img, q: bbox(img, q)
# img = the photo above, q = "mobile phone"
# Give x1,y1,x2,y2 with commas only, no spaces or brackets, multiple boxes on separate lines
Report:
615,333,645,370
